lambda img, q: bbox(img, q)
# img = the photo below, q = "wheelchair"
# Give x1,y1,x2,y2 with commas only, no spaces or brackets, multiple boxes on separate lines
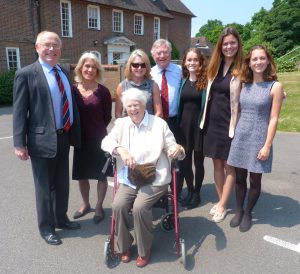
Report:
102,154,187,269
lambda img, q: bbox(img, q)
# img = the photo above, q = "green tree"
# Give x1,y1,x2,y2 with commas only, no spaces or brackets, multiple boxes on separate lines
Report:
264,0,300,56
196,19,222,37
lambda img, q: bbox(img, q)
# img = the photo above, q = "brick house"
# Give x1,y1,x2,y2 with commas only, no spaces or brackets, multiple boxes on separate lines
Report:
190,36,214,59
0,0,194,72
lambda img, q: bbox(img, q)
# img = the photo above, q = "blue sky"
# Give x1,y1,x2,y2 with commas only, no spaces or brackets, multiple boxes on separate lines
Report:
180,0,274,36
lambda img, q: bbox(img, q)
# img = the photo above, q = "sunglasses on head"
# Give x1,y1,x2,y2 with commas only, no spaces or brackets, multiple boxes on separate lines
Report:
131,63,146,68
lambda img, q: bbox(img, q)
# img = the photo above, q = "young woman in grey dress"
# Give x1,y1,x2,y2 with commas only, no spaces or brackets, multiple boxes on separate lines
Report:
227,45,284,232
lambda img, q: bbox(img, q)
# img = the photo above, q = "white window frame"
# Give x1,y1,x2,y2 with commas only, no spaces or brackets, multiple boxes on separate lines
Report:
112,9,123,33
134,13,144,35
60,0,73,37
87,5,100,30
6,47,21,70
154,17,160,40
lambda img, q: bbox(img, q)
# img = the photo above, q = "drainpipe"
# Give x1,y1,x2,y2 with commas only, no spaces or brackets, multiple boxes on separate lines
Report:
35,0,42,34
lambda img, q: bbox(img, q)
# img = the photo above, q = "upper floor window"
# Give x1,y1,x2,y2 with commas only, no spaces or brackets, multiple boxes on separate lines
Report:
134,14,144,35
112,9,123,33
60,0,72,37
6,47,21,70
88,5,100,30
154,17,160,41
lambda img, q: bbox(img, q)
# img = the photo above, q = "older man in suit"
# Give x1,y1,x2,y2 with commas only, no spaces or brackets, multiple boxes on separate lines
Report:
13,31,81,245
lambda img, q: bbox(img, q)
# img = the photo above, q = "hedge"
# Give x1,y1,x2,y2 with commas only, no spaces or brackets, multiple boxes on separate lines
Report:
0,69,16,105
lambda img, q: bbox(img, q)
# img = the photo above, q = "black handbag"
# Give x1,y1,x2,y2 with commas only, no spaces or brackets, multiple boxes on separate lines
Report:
101,153,114,177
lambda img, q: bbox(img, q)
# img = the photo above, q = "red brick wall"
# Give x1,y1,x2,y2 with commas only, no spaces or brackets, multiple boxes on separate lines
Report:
0,0,192,72
167,12,192,57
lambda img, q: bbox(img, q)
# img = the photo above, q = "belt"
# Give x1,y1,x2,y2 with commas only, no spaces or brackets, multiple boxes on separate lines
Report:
56,129,66,135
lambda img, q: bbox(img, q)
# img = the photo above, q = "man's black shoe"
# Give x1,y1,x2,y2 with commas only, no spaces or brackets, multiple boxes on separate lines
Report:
56,221,81,230
42,233,62,245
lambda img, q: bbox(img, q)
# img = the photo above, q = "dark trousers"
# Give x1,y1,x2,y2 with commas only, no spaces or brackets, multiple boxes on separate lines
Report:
166,116,180,142
166,116,182,193
30,133,70,236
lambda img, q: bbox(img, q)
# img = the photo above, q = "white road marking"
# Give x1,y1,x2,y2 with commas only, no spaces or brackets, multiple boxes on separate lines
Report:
263,235,300,253
0,136,12,140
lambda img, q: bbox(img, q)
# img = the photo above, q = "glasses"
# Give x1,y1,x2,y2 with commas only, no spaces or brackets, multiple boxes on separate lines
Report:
39,43,61,50
131,63,146,69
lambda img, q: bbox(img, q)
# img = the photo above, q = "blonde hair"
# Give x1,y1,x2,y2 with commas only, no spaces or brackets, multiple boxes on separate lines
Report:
207,27,243,79
74,52,104,83
124,49,151,80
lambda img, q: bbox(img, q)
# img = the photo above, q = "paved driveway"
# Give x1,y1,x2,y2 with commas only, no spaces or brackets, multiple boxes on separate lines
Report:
1,106,299,274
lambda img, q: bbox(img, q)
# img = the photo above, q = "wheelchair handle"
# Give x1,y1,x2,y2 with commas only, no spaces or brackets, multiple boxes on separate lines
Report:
172,159,180,172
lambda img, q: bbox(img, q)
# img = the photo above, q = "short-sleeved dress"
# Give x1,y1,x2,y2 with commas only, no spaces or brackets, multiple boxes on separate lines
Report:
72,84,112,180
178,79,203,152
203,62,232,160
227,81,275,173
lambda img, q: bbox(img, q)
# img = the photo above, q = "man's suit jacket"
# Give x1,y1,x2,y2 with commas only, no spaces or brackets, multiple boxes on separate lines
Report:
13,60,81,158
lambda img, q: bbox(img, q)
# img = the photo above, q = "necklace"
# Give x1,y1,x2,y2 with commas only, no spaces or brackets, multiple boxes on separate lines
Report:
189,79,196,87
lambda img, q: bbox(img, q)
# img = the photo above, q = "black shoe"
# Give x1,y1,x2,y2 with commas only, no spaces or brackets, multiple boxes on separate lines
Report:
181,192,193,206
42,233,62,245
93,210,105,224
186,193,201,209
177,192,182,203
239,213,252,232
230,210,244,228
56,220,81,230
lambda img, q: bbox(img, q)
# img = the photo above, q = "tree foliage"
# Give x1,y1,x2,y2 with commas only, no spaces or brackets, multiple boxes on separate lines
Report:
195,0,300,63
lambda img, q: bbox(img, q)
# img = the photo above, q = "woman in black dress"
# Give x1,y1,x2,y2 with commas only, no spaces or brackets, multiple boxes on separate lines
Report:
177,48,207,209
200,28,243,222
72,52,112,223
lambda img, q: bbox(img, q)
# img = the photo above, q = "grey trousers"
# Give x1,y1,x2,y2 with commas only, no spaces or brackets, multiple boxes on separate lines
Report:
112,183,168,257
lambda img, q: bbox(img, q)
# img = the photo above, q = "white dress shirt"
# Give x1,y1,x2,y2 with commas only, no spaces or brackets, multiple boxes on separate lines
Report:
151,63,182,117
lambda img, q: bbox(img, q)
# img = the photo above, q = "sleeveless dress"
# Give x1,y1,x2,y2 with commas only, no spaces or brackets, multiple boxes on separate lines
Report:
121,78,154,115
227,81,275,173
203,62,232,160
178,79,203,152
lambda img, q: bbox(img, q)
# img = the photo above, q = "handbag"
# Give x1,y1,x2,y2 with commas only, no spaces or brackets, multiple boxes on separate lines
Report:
101,153,114,177
128,162,156,187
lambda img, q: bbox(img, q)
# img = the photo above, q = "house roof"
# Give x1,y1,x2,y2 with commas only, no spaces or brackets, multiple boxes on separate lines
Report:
85,0,194,18
190,36,214,57
161,0,195,17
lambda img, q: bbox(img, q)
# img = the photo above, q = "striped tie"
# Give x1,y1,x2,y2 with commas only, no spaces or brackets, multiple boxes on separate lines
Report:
53,66,71,132
161,69,169,119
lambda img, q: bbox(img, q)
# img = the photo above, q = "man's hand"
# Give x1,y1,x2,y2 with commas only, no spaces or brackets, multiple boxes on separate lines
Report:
15,147,29,161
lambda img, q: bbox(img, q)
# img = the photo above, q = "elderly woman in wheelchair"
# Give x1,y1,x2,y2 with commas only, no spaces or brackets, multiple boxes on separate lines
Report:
101,88,185,267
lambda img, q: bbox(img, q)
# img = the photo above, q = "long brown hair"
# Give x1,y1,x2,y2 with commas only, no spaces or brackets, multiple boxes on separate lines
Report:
239,45,277,83
181,48,208,90
207,27,243,79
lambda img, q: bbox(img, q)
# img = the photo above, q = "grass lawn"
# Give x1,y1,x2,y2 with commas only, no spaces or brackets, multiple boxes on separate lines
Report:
278,71,300,132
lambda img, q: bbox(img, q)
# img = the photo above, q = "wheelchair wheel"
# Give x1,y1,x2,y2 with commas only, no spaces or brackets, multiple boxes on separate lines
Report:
103,238,120,268
180,238,187,269
160,212,175,232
